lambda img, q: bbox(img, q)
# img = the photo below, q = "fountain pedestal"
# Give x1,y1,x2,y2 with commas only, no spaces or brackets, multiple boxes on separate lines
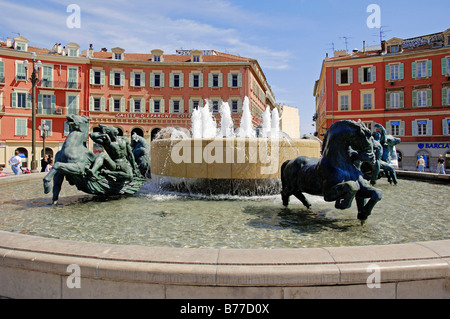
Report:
151,137,321,195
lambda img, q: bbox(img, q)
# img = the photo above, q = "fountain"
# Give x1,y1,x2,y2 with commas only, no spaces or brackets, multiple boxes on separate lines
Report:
151,97,321,195
0,99,447,299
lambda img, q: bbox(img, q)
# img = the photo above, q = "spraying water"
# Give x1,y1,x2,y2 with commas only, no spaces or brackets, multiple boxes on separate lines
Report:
262,106,271,138
220,102,235,137
191,108,202,138
271,107,280,139
237,97,256,138
200,100,217,138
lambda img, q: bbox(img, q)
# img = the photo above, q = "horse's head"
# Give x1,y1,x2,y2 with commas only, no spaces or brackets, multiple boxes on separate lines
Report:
323,120,375,164
66,115,90,134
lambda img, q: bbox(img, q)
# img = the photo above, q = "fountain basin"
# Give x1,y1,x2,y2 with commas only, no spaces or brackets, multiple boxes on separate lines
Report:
151,138,321,195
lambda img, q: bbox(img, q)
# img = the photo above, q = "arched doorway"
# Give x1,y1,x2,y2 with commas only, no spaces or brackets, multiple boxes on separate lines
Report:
15,147,28,168
131,127,144,137
40,147,53,158
151,128,161,141
116,127,124,136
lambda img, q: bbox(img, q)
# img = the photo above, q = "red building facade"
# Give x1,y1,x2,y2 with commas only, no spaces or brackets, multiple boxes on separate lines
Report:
0,38,277,170
314,29,450,171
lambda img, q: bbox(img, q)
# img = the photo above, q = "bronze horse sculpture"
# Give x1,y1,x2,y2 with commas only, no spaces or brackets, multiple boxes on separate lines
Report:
43,115,148,204
281,120,382,224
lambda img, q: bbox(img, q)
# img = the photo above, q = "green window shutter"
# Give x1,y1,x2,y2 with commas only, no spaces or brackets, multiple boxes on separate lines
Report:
180,73,184,87
336,69,340,84
141,72,145,87
120,98,125,112
412,90,417,107
150,72,155,87
238,73,242,87
426,89,432,106
400,91,404,108
109,71,114,86
180,99,184,113
411,62,416,78
399,63,404,79
188,73,193,87
11,92,17,108
120,71,125,86
228,72,232,87
130,98,135,113
385,92,390,109
442,58,448,75
385,65,390,81
199,73,203,87
38,94,43,113
26,93,31,109
149,100,154,113
160,73,165,87
372,66,376,82
169,99,173,113
130,72,135,87
443,87,448,106
411,120,417,136
89,96,94,111
189,99,193,113
0,61,4,80
442,119,449,135
358,67,362,83
16,119,27,136
51,95,56,113
399,121,405,136
89,69,94,84
101,70,105,85
385,121,391,135
140,98,145,113
208,73,213,87
427,120,433,136
348,68,353,83
218,73,223,87
169,73,174,87
100,97,105,112
427,60,432,77
109,97,113,112
238,99,243,113
160,99,165,113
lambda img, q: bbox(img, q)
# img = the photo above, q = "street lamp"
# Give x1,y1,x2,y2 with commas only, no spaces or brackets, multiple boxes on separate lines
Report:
23,52,42,172
39,122,49,170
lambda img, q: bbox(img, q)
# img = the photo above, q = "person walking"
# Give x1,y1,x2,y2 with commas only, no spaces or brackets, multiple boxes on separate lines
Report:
436,154,446,174
416,156,425,172
41,155,49,172
8,151,22,175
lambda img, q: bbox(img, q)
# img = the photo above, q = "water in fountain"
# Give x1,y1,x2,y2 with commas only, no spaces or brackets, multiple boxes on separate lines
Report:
220,102,235,138
200,100,217,138
191,108,202,138
271,108,280,139
262,106,271,138
237,97,256,138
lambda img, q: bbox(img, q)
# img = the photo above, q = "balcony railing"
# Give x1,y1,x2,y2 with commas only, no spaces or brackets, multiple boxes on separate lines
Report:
38,80,82,90
37,106,79,116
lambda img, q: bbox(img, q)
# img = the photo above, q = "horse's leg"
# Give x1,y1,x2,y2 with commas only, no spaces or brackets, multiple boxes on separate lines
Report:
293,191,311,209
324,181,360,210
52,171,64,205
356,183,382,223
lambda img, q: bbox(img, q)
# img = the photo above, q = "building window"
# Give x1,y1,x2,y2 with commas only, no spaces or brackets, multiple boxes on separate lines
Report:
212,100,219,113
153,55,161,62
134,73,141,87
0,60,4,83
390,64,399,80
340,95,349,111
67,67,78,89
15,62,27,81
92,70,103,85
386,63,404,81
417,120,427,136
131,72,145,87
173,74,180,87
134,99,141,113
154,100,160,113
110,71,124,86
231,100,238,113
387,91,404,109
417,61,427,78
232,74,238,87
445,119,450,135
15,92,28,108
114,99,121,112
190,73,203,88
359,66,376,83
93,97,101,111
192,55,200,62
151,72,164,88
390,121,400,136
172,100,180,113
209,73,222,88
41,66,53,88
388,45,399,53
337,68,352,84
228,72,242,88
15,118,27,136
362,93,373,110
192,100,200,111
413,60,432,79
114,53,122,60
67,95,78,114
417,90,428,107
68,49,78,57
42,95,53,114
170,72,184,88
442,57,450,75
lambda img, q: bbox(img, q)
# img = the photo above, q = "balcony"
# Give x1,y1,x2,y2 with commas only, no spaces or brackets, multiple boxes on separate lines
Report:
37,105,79,116
38,80,82,90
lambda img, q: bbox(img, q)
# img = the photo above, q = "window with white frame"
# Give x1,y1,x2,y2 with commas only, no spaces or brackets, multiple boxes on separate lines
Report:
387,91,404,109
212,100,219,113
67,95,78,115
362,93,373,110
417,90,427,107
209,73,222,88
134,99,142,113
41,119,52,137
359,66,376,83
231,100,238,113
229,73,241,88
340,95,349,111
110,71,124,86
417,120,427,136
444,119,450,135
151,72,164,88
15,118,27,136
15,61,27,81
170,72,183,88
386,63,404,81
93,97,102,111
416,61,427,78
336,68,352,84
390,121,400,136
41,65,53,88
12,92,29,108
90,69,104,85
390,64,399,80
153,100,161,113
0,60,5,83
113,98,121,112
67,67,78,89
189,72,203,88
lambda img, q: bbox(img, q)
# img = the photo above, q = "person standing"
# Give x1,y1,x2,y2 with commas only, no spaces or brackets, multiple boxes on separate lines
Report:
436,154,446,174
41,155,49,172
416,156,425,173
8,151,22,175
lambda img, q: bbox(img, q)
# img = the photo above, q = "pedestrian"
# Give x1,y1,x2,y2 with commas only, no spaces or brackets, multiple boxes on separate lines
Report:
45,159,53,172
416,156,425,172
436,154,446,174
41,155,48,172
8,151,22,175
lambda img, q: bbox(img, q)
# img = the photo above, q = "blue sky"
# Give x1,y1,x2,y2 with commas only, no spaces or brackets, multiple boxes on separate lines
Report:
0,0,449,135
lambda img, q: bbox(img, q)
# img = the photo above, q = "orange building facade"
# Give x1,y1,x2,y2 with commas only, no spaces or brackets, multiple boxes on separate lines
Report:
314,29,450,171
0,37,277,169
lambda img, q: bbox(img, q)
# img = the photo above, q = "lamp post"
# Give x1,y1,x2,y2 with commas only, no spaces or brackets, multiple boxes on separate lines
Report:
39,123,49,170
23,53,42,172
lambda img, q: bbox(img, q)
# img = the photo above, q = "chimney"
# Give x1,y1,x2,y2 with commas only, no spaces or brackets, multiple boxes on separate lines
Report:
6,37,12,47
101,48,107,52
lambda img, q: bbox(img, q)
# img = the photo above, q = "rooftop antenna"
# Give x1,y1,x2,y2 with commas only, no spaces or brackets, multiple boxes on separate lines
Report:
340,36,352,53
376,26,391,44
12,32,21,37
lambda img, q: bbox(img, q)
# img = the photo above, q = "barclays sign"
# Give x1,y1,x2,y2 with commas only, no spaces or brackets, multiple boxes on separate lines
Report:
418,143,450,149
